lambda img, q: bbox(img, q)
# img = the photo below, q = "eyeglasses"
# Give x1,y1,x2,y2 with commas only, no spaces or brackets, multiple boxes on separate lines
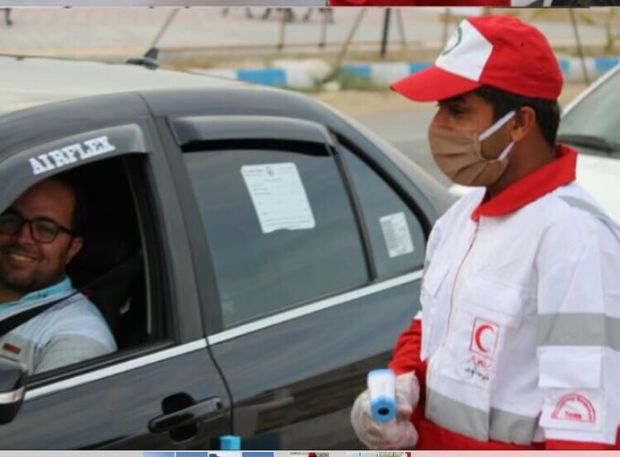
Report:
0,211,75,244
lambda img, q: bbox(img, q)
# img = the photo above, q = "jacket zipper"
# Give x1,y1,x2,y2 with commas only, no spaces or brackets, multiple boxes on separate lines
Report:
426,221,480,389
445,221,480,340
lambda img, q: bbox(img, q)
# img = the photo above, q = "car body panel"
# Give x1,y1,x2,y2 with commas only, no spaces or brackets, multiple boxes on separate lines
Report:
575,151,620,223
0,57,451,449
208,277,421,449
0,56,247,115
7,344,230,449
558,64,620,223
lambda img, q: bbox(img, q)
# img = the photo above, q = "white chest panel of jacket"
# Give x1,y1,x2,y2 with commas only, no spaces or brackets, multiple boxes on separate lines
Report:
419,183,620,445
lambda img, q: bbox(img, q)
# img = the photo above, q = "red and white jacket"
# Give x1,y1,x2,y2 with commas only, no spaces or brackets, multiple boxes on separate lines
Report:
389,145,620,449
329,0,545,6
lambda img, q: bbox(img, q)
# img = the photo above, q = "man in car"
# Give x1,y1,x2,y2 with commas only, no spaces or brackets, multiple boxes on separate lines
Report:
0,177,116,374
351,15,620,449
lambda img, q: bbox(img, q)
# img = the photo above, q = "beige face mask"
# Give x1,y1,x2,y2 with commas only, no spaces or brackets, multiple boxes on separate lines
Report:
428,111,516,187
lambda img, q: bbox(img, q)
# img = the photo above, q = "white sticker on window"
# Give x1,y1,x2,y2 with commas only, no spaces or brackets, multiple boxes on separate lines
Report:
241,163,315,234
380,212,414,258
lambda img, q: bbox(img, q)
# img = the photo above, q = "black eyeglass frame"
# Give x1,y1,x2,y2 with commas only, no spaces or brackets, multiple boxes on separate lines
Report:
0,211,76,244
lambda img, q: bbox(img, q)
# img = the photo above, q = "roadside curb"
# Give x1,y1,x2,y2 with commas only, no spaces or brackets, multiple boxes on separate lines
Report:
341,57,620,86
197,56,619,89
198,58,331,89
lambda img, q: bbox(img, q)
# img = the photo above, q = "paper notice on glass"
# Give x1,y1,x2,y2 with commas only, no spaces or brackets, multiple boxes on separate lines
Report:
241,163,316,234
379,212,414,258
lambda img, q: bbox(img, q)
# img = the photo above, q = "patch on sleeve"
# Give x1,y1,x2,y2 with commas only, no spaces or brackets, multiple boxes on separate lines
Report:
2,343,21,355
540,391,604,432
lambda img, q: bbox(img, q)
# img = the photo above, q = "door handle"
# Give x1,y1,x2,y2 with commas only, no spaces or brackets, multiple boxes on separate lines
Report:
149,396,224,433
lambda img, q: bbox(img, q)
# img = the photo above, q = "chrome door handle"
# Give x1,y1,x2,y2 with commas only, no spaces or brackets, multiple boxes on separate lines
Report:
149,396,224,433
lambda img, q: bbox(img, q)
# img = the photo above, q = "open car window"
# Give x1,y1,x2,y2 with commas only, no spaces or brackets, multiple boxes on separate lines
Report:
0,147,172,385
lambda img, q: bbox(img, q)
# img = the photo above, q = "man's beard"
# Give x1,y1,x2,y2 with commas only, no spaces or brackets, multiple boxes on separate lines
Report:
0,244,65,296
0,273,55,296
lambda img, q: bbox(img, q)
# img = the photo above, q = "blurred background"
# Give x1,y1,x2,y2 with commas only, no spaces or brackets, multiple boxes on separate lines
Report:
0,7,618,185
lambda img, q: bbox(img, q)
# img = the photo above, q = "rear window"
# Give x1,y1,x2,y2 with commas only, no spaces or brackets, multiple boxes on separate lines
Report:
184,143,368,327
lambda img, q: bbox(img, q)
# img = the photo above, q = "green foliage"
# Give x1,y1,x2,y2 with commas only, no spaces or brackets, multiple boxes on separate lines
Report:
335,72,388,91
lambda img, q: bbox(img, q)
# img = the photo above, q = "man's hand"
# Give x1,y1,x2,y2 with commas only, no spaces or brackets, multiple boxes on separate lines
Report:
350,371,420,449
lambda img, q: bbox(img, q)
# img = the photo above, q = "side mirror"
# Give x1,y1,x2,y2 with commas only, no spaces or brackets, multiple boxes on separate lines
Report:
0,356,27,424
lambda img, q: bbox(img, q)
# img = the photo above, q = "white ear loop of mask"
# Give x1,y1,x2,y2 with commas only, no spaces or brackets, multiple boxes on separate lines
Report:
479,110,516,161
497,141,515,161
479,110,516,141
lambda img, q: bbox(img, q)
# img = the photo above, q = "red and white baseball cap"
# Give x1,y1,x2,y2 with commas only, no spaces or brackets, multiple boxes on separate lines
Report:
391,15,563,102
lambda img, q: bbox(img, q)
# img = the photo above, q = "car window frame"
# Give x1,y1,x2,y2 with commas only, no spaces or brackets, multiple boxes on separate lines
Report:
163,113,432,337
23,153,174,391
331,136,428,281
0,120,206,398
559,65,620,146
331,132,433,265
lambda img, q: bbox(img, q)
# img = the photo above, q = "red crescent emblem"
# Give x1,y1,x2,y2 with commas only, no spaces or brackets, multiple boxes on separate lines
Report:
474,324,495,353
469,318,500,359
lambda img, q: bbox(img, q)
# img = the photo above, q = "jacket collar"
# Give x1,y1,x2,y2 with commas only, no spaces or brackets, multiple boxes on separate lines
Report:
471,144,577,222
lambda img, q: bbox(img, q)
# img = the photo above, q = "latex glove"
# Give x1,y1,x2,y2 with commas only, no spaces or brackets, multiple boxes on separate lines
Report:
350,371,420,449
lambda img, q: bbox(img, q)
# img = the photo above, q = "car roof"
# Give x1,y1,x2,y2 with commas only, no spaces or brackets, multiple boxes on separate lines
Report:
0,55,249,114
0,56,452,222
561,63,620,116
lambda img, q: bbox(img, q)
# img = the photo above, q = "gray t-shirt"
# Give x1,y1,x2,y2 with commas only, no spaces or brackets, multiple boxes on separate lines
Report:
0,291,116,374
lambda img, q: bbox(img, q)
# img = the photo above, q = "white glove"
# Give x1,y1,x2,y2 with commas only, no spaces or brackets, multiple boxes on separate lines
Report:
350,371,420,449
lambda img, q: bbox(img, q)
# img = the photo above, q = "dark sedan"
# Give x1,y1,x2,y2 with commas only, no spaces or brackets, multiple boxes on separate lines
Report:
0,56,451,449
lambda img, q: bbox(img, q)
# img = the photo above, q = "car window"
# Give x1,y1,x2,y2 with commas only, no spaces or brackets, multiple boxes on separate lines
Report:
65,157,149,352
339,146,426,277
0,154,161,381
183,142,368,328
559,69,620,145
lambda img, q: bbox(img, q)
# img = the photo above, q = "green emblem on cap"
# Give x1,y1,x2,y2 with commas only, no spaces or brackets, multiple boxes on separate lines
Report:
440,25,463,56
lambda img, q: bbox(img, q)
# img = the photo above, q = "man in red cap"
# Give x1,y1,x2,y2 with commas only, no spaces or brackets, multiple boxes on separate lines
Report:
350,15,620,449
330,0,614,4
330,0,515,4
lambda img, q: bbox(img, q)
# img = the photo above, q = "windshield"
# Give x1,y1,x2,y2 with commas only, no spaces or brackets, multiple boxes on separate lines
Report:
558,67,620,146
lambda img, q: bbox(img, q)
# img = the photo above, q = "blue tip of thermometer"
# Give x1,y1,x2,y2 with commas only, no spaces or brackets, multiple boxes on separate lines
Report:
367,368,397,422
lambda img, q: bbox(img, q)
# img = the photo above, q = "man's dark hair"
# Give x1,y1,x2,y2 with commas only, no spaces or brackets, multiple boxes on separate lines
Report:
474,85,561,150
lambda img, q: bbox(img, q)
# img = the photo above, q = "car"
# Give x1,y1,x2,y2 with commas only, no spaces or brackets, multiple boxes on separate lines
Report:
0,55,452,449
557,63,620,223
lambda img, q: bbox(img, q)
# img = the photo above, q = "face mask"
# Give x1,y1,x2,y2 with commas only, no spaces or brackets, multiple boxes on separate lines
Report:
428,110,516,187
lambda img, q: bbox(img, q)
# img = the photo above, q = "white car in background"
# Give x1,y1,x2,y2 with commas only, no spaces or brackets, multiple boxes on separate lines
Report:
450,64,620,223
557,64,620,223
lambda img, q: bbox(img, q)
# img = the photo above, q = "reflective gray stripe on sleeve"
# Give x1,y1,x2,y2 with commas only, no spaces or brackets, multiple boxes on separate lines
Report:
426,389,489,441
560,196,620,243
560,196,610,223
426,388,537,445
489,407,538,445
538,313,620,350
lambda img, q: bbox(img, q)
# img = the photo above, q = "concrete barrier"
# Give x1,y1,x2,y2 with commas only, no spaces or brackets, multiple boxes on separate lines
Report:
197,58,331,89
341,57,619,85
196,56,619,89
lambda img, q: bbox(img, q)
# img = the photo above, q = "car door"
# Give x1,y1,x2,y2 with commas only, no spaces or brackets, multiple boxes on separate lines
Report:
162,113,430,449
0,112,232,449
